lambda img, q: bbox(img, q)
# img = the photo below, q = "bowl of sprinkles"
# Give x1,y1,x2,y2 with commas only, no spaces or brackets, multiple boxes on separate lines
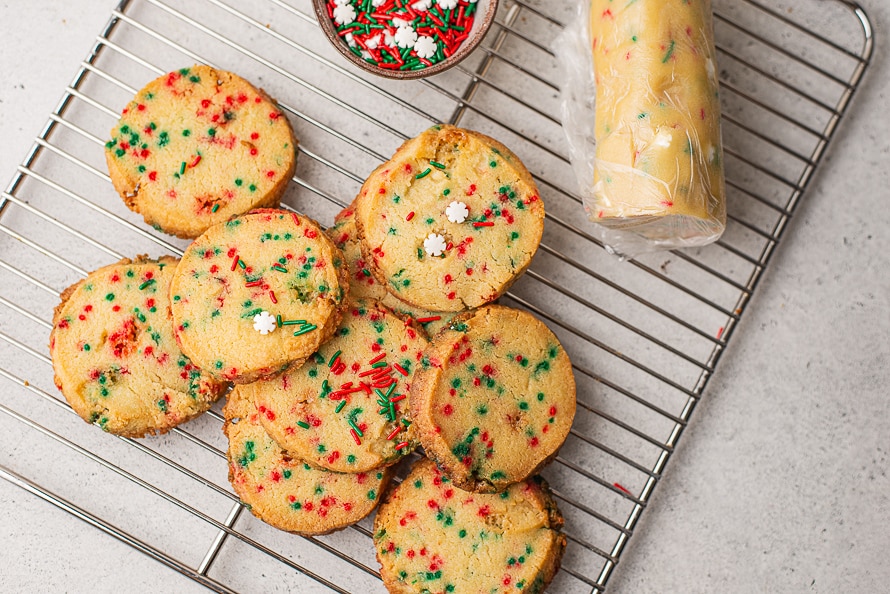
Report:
314,0,499,79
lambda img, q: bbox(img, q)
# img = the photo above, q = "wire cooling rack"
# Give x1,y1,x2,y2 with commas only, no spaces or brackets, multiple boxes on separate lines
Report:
0,0,873,592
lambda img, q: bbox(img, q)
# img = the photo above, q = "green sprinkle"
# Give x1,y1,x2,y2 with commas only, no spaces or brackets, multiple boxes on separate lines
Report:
328,350,342,367
349,419,363,437
211,203,220,213
362,268,371,277
430,160,445,169
238,259,246,269
139,279,156,290
272,265,288,273
297,420,311,429
276,314,283,328
335,400,347,413
371,361,387,369
208,127,216,137
281,319,307,326
415,168,431,179
105,293,115,301
443,188,450,196
662,40,675,63
294,324,317,336
235,178,243,186
180,161,186,175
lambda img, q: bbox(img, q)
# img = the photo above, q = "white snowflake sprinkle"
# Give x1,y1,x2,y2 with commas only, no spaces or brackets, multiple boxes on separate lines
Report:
365,33,381,49
383,29,396,47
253,311,277,335
394,25,418,49
392,17,411,28
445,201,470,223
332,3,357,25
437,0,459,9
424,233,447,257
371,0,386,6
345,32,356,47
412,0,433,11
333,0,350,5
414,35,437,59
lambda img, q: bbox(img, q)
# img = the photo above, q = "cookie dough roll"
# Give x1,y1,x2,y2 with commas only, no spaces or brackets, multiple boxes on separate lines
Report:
589,0,726,248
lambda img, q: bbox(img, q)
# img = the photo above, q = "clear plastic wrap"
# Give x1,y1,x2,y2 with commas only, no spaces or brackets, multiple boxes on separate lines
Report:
556,0,727,259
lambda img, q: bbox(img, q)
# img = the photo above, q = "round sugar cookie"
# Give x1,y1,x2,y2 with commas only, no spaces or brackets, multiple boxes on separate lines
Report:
354,125,544,312
244,299,428,473
410,305,576,492
170,209,348,384
224,389,391,535
50,256,228,437
326,204,454,337
374,458,566,594
105,65,297,238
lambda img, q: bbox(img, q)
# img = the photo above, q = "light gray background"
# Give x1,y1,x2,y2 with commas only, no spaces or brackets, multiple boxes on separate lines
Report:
1,1,887,592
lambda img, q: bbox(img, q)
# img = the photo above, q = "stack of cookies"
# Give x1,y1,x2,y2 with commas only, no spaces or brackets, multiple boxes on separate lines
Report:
50,67,576,592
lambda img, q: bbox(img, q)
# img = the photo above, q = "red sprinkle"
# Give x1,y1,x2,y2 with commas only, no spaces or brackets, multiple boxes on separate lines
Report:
415,316,441,323
473,221,495,227
393,363,409,377
269,291,277,304
369,352,386,365
387,426,401,440
406,211,415,221
350,428,362,445
395,441,409,450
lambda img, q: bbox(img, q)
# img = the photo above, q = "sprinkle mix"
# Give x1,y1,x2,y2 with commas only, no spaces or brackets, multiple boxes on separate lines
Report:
231,249,318,338
324,0,479,72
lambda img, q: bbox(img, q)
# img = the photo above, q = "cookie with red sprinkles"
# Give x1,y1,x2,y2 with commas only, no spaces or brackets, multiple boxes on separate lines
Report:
169,209,349,385
326,203,454,337
242,299,428,473
374,457,566,594
224,388,392,535
410,305,576,493
354,125,545,312
105,65,297,238
50,256,228,437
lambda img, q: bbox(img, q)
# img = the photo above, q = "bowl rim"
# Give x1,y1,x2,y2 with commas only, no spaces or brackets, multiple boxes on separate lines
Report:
312,0,500,81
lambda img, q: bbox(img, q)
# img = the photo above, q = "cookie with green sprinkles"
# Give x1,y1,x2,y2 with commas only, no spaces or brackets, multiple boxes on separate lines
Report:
374,458,566,594
243,299,428,473
354,125,545,312
105,65,297,239
224,388,392,535
410,305,576,493
327,203,454,337
50,256,228,437
169,209,349,385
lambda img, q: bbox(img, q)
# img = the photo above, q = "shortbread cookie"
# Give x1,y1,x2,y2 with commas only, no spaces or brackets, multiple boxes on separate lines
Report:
224,389,391,535
354,125,545,312
326,204,453,336
105,65,297,238
50,256,228,437
244,299,428,473
410,305,576,492
374,458,566,594
170,209,348,384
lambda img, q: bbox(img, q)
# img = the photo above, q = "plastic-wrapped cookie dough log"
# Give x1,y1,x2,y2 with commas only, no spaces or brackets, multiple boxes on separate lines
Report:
589,0,726,253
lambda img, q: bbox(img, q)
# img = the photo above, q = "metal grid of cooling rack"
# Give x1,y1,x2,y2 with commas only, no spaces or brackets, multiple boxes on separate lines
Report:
0,0,873,592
